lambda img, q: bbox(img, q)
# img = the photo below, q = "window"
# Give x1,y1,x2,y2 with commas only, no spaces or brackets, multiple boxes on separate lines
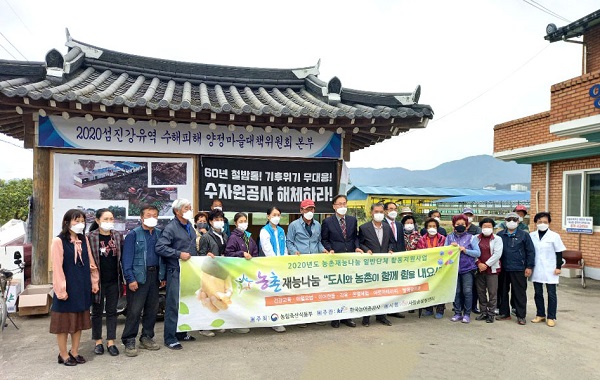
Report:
563,170,600,227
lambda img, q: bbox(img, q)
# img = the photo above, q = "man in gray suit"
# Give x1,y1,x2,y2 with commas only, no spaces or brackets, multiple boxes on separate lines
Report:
358,203,394,327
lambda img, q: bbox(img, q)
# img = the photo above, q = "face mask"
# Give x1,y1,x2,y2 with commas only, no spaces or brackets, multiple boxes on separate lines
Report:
212,220,225,230
373,213,385,222
196,222,208,230
434,217,441,222
519,216,524,222
482,228,493,236
182,210,194,220
506,221,518,230
455,225,466,233
270,216,281,225
388,211,398,219
143,217,158,228
427,228,437,236
537,223,549,232
467,217,473,223
238,222,248,231
336,207,347,216
213,206,223,211
100,222,114,232
404,223,415,232
303,211,314,221
70,223,85,234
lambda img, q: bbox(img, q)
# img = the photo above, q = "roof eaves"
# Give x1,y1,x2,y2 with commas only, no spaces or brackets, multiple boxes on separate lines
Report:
545,9,600,42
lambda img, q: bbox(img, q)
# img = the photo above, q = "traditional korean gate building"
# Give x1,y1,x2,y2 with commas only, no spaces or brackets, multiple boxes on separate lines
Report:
0,32,433,284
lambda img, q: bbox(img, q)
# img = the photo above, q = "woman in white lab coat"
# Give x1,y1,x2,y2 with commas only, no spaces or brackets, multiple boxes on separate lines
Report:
529,212,566,327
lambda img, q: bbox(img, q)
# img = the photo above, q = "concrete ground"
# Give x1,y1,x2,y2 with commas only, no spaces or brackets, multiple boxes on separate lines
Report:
1,276,599,380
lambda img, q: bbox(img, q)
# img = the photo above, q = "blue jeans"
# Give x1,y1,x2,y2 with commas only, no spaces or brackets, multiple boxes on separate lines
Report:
164,267,180,345
534,282,557,320
453,272,474,315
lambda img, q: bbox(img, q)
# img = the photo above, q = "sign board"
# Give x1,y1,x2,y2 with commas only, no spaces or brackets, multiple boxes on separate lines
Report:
565,216,594,234
199,156,338,213
38,115,341,159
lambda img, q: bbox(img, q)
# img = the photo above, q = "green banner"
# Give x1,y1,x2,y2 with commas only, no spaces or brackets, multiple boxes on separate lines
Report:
177,246,460,331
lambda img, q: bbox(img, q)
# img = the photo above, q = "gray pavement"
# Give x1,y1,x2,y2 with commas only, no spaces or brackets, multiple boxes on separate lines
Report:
1,276,599,380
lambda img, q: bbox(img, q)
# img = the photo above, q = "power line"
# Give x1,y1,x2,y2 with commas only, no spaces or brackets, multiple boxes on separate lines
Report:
0,41,17,59
3,0,32,34
0,138,24,149
521,0,570,24
431,44,551,124
0,30,27,61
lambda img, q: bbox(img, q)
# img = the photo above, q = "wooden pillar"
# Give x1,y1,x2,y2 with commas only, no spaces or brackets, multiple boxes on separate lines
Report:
31,145,51,284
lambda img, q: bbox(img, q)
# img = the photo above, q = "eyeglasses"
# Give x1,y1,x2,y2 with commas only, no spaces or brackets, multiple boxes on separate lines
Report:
505,218,519,222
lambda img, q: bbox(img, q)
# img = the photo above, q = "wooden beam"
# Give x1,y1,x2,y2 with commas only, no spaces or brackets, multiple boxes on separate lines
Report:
23,113,35,149
31,146,51,284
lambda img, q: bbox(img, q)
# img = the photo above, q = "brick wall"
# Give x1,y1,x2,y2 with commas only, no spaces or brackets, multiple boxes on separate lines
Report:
494,112,551,152
529,156,600,269
585,25,600,73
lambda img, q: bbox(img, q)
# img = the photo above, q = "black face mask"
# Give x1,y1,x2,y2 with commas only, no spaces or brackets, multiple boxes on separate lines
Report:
455,225,467,233
196,223,208,230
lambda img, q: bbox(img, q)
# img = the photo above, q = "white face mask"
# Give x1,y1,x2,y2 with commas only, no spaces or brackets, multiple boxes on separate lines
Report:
100,222,114,232
143,217,158,228
336,207,347,216
433,217,441,222
467,217,473,223
270,216,281,225
506,221,519,230
388,211,398,219
373,213,385,222
427,228,437,236
182,210,194,220
303,211,314,221
212,220,225,230
237,222,248,231
70,223,85,234
537,223,549,232
212,206,223,211
482,228,493,236
519,216,524,222
404,223,415,232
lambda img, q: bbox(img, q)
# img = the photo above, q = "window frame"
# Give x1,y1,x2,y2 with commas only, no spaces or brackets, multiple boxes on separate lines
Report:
562,169,600,231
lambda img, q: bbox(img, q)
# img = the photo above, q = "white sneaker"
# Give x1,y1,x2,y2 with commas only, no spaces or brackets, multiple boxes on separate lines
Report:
230,328,250,334
272,326,286,333
199,330,215,337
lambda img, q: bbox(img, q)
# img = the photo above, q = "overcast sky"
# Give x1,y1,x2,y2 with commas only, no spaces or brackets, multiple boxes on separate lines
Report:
0,0,598,179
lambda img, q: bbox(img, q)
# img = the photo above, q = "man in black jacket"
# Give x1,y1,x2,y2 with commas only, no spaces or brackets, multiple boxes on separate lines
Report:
496,212,535,325
321,194,363,328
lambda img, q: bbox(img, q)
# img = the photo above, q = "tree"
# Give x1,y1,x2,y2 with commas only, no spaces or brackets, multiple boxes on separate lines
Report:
0,178,33,226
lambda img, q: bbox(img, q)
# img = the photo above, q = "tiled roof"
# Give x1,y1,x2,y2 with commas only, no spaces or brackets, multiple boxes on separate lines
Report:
0,32,433,150
545,9,600,42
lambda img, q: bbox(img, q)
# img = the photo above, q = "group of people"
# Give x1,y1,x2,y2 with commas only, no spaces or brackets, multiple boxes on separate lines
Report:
49,197,566,366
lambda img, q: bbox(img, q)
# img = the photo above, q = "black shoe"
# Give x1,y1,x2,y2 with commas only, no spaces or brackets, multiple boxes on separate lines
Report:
475,314,488,321
94,344,104,355
107,345,120,356
68,351,86,364
331,320,340,328
408,310,415,313
486,316,495,323
342,319,356,328
58,354,77,366
362,317,370,327
388,312,405,319
181,334,196,341
166,342,183,350
496,314,512,321
376,317,392,326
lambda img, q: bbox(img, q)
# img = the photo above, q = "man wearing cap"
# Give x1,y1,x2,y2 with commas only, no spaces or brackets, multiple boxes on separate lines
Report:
496,212,535,325
462,208,482,236
286,199,328,255
497,205,529,232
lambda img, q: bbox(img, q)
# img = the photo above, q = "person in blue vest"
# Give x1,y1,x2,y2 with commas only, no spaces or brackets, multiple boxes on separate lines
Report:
259,206,288,333
121,205,165,357
156,198,197,350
